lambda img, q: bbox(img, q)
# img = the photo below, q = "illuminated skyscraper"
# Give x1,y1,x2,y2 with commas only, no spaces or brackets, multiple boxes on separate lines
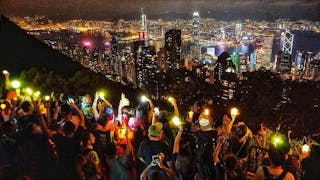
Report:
111,35,121,77
141,8,147,32
282,30,294,55
134,40,146,88
235,23,242,40
192,11,200,60
275,51,292,73
139,8,148,42
165,29,181,70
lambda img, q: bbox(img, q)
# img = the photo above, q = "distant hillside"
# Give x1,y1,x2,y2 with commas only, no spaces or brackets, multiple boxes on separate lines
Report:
0,15,142,106
0,15,83,75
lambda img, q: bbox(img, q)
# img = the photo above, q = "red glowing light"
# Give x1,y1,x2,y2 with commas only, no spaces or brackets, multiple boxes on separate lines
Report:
83,41,91,46
81,39,94,49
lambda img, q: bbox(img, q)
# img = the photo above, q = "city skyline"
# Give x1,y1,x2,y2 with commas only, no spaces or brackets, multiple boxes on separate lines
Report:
1,0,319,20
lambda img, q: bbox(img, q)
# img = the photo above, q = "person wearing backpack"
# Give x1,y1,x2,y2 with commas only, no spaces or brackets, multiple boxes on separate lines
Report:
255,134,294,180
194,113,218,180
76,130,102,180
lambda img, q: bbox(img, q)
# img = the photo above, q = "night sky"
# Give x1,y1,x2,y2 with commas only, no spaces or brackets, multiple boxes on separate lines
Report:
0,0,320,20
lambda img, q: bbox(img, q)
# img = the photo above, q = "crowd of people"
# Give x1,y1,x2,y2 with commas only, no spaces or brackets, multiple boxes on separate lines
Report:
0,85,319,180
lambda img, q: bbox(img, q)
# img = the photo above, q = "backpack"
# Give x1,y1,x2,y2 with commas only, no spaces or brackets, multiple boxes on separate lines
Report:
78,149,98,179
263,166,288,180
195,131,216,179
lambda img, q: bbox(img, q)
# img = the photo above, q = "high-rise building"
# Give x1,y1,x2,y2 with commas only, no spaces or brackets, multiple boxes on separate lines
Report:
139,8,148,42
295,51,303,70
134,40,146,88
192,11,200,60
214,52,236,82
256,35,273,70
275,51,292,73
111,35,121,77
303,51,314,79
310,55,320,80
249,51,257,70
141,8,147,32
239,53,249,73
133,40,158,93
282,30,294,55
164,29,182,70
157,47,167,70
271,34,283,63
214,52,237,106
231,52,240,73
235,23,242,40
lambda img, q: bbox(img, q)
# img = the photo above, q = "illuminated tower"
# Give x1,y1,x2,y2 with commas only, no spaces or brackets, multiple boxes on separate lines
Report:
139,8,148,42
192,11,200,60
141,8,147,31
282,29,294,55
235,23,242,40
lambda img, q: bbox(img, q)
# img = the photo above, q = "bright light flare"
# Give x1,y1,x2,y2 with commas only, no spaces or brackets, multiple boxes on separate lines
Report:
33,91,41,97
168,97,175,104
172,116,181,126
188,111,194,119
44,95,50,101
141,95,148,102
2,70,9,75
98,92,105,99
0,103,6,110
271,135,283,146
230,108,239,117
25,88,33,95
154,107,160,114
302,144,310,153
11,80,21,89
82,39,94,48
204,109,210,116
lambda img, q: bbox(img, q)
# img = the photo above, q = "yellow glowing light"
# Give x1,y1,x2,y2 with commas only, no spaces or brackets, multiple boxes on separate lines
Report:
204,109,210,116
141,95,148,102
188,111,194,119
11,80,21,89
154,107,160,114
2,70,9,75
98,92,105,99
302,144,310,153
230,108,239,117
33,91,41,97
0,104,6,109
271,135,283,146
172,116,181,126
25,88,33,95
44,95,50,101
168,97,175,103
